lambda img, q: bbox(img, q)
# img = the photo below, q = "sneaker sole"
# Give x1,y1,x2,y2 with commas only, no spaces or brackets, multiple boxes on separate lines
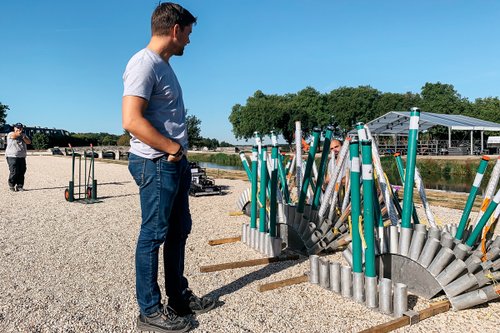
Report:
137,317,191,333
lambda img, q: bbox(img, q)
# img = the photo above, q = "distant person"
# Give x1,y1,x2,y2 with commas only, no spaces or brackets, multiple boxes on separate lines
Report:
6,123,31,192
122,3,214,333
324,138,343,188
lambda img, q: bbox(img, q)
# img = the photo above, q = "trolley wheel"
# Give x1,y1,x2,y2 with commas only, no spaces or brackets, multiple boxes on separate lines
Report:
86,187,92,199
64,189,71,201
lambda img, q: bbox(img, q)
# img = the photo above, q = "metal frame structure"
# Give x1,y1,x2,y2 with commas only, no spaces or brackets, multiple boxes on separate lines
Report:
350,111,500,155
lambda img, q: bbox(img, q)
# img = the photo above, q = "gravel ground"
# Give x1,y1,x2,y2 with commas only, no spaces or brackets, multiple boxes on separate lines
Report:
0,156,499,333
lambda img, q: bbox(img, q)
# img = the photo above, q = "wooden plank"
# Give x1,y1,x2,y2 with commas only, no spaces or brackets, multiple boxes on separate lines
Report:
417,300,450,321
208,236,241,246
258,274,308,292
200,254,300,273
359,300,450,333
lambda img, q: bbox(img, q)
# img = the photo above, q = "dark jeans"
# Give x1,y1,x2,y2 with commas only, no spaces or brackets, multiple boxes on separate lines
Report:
128,153,192,316
6,157,27,188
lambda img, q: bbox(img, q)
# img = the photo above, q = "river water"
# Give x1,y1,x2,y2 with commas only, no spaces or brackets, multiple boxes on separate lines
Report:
199,161,480,194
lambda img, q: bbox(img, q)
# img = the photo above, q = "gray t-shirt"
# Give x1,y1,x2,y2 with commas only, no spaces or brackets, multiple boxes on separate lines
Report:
5,132,27,158
123,48,188,159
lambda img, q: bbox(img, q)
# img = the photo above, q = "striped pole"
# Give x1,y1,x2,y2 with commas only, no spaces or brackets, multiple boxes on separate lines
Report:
295,121,303,192
361,140,376,277
456,156,490,240
465,188,500,247
250,146,259,230
401,107,420,229
318,139,350,220
259,146,268,233
297,128,321,213
414,166,436,227
394,152,420,224
364,124,398,226
475,156,500,229
350,141,363,273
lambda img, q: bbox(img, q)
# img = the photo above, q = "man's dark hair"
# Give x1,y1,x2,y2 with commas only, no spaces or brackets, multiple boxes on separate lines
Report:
151,2,197,36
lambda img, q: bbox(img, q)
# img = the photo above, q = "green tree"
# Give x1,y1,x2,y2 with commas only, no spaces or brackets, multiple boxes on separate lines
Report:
420,82,472,114
32,132,49,150
0,102,9,126
101,135,116,146
326,86,381,130
117,130,131,146
376,92,422,115
474,97,500,124
186,114,202,147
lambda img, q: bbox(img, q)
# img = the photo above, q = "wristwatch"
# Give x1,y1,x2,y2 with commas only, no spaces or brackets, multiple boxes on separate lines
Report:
173,145,183,158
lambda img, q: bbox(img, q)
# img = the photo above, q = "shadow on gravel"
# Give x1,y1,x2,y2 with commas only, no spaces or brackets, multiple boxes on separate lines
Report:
25,181,132,192
204,252,307,301
98,193,139,199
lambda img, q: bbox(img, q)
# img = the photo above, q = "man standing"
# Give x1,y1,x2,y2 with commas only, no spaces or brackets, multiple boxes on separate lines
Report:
6,123,31,192
122,3,214,333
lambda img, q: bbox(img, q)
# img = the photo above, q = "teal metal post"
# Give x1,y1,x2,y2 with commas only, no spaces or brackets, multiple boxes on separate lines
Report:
394,153,419,224
269,134,279,237
312,125,334,210
278,153,290,204
356,122,367,141
239,151,252,181
456,156,490,240
68,144,75,202
259,146,268,233
401,107,420,229
250,146,258,230
372,182,383,228
90,144,97,200
277,153,290,204
350,141,363,273
361,140,376,277
465,189,500,247
297,128,321,213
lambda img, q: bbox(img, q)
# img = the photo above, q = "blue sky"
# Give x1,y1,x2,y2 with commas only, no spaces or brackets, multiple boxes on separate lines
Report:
1,1,499,144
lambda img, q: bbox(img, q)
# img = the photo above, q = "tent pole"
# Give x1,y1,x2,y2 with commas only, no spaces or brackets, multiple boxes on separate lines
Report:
448,127,451,148
470,130,474,155
481,131,484,153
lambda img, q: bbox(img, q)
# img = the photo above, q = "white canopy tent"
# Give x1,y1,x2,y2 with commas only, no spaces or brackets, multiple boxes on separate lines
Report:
351,111,500,155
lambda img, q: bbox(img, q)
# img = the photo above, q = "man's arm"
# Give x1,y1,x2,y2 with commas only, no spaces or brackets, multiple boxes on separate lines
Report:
9,130,31,144
122,95,182,160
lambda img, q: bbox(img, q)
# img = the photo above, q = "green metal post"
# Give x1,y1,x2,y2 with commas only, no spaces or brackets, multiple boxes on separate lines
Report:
250,146,258,230
312,125,334,210
91,144,97,200
270,139,279,237
356,122,367,141
361,140,376,277
277,153,290,204
394,153,420,224
373,182,383,228
68,144,75,202
350,141,363,273
465,189,500,247
456,156,490,240
239,151,252,181
259,146,268,233
401,107,420,229
297,128,321,213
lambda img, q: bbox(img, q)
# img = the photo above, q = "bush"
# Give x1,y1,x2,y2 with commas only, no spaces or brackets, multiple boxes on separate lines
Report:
32,132,49,150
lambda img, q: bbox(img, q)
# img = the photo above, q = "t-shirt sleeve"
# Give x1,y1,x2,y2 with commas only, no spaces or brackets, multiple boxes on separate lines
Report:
123,60,155,101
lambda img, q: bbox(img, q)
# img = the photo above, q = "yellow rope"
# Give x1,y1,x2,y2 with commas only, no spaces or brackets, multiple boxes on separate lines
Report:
359,216,367,249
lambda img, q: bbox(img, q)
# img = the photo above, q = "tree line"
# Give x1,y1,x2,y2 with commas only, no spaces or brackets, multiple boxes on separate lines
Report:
228,82,500,144
0,102,230,150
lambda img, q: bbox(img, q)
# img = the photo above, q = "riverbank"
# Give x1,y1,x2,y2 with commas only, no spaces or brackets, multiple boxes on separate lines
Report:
1,156,498,332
